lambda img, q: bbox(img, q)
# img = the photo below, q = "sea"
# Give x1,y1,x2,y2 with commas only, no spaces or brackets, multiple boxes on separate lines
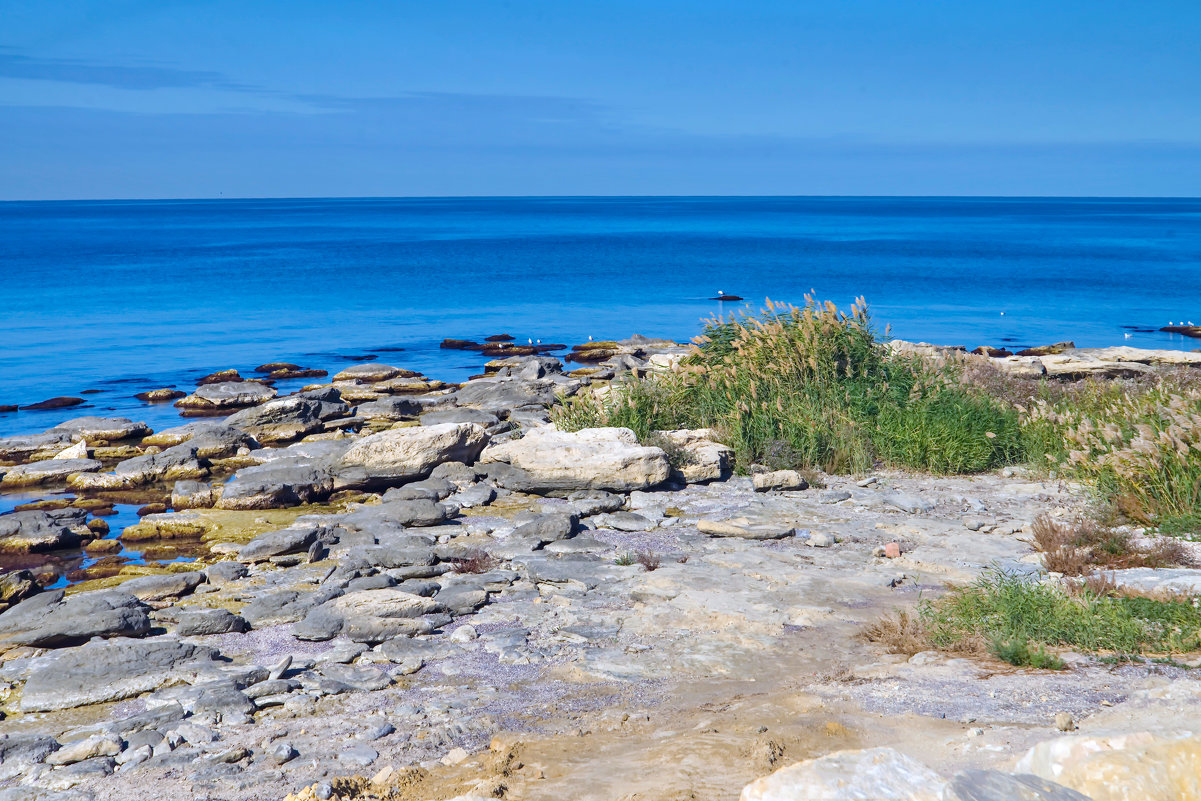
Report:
2,195,1201,440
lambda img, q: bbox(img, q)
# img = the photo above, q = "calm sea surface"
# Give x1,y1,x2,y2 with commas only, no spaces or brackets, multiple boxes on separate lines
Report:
2,196,1200,438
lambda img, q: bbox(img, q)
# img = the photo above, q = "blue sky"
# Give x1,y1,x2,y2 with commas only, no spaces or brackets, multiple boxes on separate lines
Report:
2,0,1199,199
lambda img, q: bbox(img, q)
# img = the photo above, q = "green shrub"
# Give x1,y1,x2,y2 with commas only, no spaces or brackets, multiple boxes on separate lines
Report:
990,638,1067,670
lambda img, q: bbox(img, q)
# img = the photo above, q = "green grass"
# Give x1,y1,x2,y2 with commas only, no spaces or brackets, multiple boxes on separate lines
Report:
923,569,1201,656
552,297,1021,475
990,638,1067,670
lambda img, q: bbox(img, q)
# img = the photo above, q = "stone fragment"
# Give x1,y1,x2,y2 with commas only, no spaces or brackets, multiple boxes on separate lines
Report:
0,590,150,650
752,469,809,492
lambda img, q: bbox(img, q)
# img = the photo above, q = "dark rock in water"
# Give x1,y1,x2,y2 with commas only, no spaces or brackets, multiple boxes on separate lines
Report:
19,637,218,711
440,338,484,351
481,343,537,357
345,353,379,361
711,294,743,301
1016,341,1075,356
0,589,151,650
972,346,1014,357
269,367,327,380
21,396,85,411
0,404,16,413
137,502,168,516
485,334,515,342
1161,325,1201,338
197,369,243,385
135,387,186,402
255,362,300,373
534,343,567,353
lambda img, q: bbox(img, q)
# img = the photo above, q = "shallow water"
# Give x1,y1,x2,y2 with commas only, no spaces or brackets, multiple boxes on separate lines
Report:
2,196,1200,437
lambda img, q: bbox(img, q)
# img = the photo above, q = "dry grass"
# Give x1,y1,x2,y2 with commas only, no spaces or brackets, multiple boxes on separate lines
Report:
448,549,498,574
859,610,929,656
635,550,662,571
1028,514,1197,576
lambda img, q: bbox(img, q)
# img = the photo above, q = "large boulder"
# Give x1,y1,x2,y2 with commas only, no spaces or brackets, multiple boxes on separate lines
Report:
175,381,276,410
225,389,350,443
333,363,408,383
1017,731,1201,801
0,457,103,487
71,443,209,489
19,637,219,711
0,509,89,553
480,426,669,494
0,590,151,650
335,423,489,489
297,589,441,643
654,428,734,484
739,748,947,801
50,416,151,442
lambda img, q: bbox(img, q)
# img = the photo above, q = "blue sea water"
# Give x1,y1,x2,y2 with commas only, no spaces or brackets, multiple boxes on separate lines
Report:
2,196,1201,439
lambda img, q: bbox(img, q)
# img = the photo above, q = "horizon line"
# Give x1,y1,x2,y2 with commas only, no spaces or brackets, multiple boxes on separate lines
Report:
4,192,1201,204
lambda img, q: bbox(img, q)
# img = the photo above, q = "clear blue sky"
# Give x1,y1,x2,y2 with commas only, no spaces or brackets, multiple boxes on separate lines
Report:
2,0,1199,199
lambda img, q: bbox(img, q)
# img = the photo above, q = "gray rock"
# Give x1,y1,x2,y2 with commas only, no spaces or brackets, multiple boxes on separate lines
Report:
143,422,257,458
0,509,89,554
20,638,218,711
512,512,578,545
454,379,556,413
103,443,208,487
449,483,496,508
171,479,218,509
118,571,205,601
429,461,482,487
217,462,334,509
353,396,425,421
225,391,350,443
0,431,74,463
335,423,490,489
752,469,810,492
883,492,934,514
204,560,249,584
0,457,103,487
270,742,299,765
338,743,379,768
944,770,1093,801
293,606,345,641
593,511,657,531
568,490,625,516
238,523,326,562
481,427,669,494
421,407,501,428
0,570,40,612
175,380,276,410
317,662,391,691
0,590,150,650
0,734,60,781
818,489,852,504
51,416,151,441
46,733,123,766
175,608,249,636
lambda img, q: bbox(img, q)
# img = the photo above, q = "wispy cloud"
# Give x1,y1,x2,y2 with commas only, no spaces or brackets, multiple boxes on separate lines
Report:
0,47,257,92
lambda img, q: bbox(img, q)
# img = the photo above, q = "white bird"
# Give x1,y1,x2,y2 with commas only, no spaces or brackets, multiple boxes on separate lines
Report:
1000,311,1005,316
588,335,593,341
536,339,541,345
528,338,533,345
1125,333,1133,339
717,290,724,296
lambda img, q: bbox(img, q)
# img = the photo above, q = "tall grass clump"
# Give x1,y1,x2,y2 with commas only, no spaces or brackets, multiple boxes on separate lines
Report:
553,296,1021,474
1019,372,1201,530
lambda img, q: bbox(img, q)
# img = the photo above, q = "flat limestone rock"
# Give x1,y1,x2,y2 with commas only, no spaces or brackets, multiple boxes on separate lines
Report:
480,426,669,494
697,518,796,540
0,457,103,487
0,590,151,650
50,416,152,441
175,381,276,410
19,637,218,711
336,422,489,488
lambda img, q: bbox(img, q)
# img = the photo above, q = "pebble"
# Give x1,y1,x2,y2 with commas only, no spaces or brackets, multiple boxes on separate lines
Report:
806,533,835,548
270,742,298,764
1055,712,1076,732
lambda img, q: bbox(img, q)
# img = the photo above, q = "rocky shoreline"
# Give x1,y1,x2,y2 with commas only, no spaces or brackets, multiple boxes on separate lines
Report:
2,337,1201,800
